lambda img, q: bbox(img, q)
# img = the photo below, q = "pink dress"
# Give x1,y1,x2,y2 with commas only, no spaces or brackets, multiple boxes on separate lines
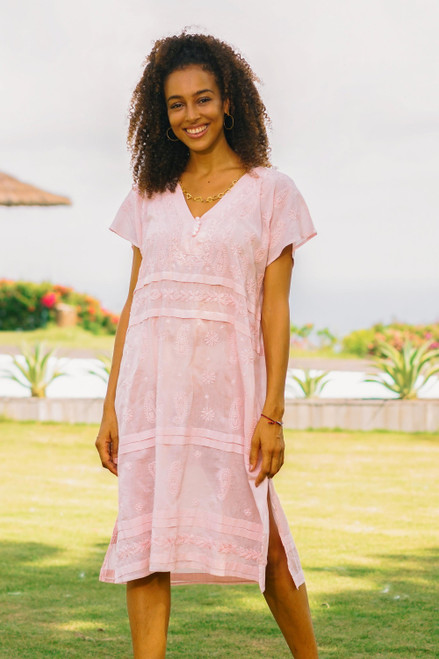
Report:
99,166,316,592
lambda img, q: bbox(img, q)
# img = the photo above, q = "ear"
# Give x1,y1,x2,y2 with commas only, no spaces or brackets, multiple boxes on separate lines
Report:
223,98,230,115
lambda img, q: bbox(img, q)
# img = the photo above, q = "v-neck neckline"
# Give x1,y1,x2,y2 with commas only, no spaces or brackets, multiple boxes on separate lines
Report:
177,170,250,222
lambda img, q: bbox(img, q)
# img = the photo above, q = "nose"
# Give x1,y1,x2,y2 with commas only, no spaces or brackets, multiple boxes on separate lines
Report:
185,102,201,123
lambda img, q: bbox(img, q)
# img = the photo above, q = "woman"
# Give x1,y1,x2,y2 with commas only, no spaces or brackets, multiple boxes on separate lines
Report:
96,31,318,658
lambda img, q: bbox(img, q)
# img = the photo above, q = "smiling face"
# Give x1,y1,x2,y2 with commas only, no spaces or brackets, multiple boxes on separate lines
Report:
164,65,230,153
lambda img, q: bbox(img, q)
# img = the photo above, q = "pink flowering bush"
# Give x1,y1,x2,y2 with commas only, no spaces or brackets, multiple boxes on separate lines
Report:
40,292,57,308
0,279,119,334
343,322,439,357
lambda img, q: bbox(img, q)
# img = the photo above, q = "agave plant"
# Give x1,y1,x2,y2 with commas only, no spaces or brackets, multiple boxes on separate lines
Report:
364,341,439,399
1,341,68,397
88,352,112,383
291,369,330,398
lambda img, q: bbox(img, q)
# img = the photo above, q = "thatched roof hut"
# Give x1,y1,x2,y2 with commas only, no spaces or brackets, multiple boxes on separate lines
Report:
0,171,71,206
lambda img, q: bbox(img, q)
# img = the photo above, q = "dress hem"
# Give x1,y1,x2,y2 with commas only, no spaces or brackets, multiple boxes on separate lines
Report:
99,566,306,594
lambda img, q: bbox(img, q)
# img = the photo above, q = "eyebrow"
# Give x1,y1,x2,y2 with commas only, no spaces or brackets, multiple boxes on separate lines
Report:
167,88,214,102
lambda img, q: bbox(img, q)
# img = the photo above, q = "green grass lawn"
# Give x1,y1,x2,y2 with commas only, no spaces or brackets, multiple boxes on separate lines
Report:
0,326,115,354
0,422,437,658
0,326,363,361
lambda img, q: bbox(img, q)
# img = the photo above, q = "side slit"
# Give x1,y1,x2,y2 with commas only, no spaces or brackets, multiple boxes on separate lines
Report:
266,481,305,590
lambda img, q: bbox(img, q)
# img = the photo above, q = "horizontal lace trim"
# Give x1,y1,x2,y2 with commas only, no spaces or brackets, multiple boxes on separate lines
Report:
101,552,260,584
116,533,263,563
128,306,253,339
116,508,263,540
118,427,246,456
134,270,249,303
133,274,258,316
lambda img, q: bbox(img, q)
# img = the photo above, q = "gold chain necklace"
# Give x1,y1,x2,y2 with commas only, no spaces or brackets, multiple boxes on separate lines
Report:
180,178,239,203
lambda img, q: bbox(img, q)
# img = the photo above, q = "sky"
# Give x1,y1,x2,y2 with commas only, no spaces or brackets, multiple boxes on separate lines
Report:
1,0,438,336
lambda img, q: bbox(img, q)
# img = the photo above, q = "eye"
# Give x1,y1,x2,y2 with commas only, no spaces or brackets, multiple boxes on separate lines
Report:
198,96,212,104
169,102,183,110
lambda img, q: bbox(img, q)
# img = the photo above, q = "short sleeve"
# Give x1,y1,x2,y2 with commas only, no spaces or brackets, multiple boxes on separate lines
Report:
109,187,142,248
266,173,316,267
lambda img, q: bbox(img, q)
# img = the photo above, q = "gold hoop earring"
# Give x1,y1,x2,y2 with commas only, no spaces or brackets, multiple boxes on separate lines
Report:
224,113,234,130
166,127,179,142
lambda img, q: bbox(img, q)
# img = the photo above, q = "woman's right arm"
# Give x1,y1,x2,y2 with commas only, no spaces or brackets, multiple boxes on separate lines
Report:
95,245,143,475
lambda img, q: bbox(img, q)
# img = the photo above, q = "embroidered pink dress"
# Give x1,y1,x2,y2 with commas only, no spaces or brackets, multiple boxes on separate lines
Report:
99,166,316,592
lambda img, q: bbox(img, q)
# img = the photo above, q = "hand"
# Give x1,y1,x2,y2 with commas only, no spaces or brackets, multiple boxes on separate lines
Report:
95,407,119,476
249,417,285,487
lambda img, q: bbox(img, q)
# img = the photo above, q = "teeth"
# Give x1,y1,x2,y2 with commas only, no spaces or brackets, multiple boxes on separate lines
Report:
186,125,207,134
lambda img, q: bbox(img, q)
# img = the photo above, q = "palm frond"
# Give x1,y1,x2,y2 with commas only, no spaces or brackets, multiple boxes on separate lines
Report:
364,340,439,399
3,341,68,397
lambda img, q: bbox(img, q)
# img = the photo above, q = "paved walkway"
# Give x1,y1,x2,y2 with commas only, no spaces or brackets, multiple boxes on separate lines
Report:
290,357,371,372
0,343,370,372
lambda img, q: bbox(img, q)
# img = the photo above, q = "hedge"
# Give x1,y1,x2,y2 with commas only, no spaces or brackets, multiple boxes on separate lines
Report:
0,279,119,334
342,322,439,357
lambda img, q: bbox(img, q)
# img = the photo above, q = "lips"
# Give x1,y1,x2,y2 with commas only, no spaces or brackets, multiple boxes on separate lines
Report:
184,124,208,138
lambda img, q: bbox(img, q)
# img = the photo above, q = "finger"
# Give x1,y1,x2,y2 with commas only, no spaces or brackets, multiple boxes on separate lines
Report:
255,454,272,487
268,431,285,477
100,448,118,476
249,436,260,471
104,460,118,476
269,445,284,478
278,446,285,471
266,452,277,480
110,431,119,461
96,437,118,476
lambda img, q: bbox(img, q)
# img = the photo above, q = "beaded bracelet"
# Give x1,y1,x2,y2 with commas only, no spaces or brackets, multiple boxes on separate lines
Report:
260,413,283,427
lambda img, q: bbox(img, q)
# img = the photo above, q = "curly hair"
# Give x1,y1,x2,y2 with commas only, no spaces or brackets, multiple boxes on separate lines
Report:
127,31,271,196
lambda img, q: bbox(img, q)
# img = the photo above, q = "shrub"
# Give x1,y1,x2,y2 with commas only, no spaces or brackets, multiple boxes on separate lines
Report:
88,352,112,383
364,341,439,399
342,322,439,357
0,279,53,330
291,369,330,398
0,341,68,397
0,279,119,334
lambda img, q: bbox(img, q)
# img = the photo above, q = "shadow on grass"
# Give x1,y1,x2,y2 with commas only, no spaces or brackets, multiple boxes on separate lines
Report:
0,540,130,659
0,540,289,658
310,546,439,658
1,540,438,658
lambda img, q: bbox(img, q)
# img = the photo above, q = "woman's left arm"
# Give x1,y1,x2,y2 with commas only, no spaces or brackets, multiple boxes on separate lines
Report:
249,244,294,486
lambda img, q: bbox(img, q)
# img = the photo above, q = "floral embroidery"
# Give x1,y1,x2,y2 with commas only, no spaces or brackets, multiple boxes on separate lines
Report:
217,468,231,501
201,406,215,422
271,219,286,244
175,323,191,354
201,370,216,385
117,539,151,560
173,391,191,424
213,245,225,273
122,407,134,423
288,207,298,221
242,347,256,365
153,533,263,563
244,508,252,518
273,186,289,207
203,329,220,346
135,284,250,317
148,461,156,480
168,460,183,497
245,278,257,297
227,333,238,366
143,390,156,423
229,398,243,431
